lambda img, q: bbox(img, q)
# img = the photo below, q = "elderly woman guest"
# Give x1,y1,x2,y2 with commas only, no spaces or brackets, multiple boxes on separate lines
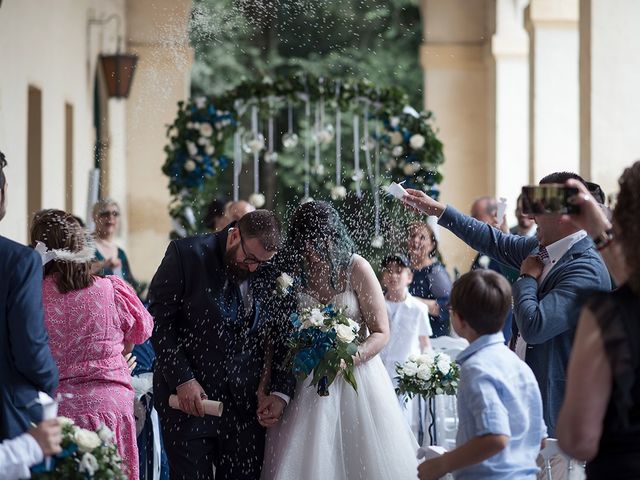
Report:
92,198,139,290
556,161,640,478
406,221,453,337
31,210,153,480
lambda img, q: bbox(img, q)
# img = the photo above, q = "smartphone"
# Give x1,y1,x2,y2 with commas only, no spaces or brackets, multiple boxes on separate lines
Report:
519,184,580,215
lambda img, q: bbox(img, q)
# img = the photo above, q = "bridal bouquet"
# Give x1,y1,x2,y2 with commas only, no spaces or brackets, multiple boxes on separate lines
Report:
395,352,460,400
31,418,126,479
288,304,361,396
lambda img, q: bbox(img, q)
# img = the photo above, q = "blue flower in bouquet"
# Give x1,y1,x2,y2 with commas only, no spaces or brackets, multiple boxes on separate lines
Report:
287,305,361,396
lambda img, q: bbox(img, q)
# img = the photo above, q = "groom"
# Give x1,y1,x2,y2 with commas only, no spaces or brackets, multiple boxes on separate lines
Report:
149,210,295,480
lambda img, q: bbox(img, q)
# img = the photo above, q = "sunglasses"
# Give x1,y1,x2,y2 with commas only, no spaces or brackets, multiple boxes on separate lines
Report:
98,210,120,218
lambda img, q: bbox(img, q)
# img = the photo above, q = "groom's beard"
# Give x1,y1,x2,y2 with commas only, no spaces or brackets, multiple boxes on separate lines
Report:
224,244,252,284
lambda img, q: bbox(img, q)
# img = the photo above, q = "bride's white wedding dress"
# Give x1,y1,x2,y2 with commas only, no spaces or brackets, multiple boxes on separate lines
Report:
261,259,419,480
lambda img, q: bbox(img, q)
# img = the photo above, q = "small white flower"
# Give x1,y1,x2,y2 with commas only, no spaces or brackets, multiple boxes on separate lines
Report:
194,96,207,109
386,159,397,169
248,192,265,208
409,134,426,150
75,429,101,453
335,324,357,343
309,308,325,327
197,136,208,146
186,140,198,157
389,131,403,145
79,452,99,476
276,273,293,295
186,122,195,129
436,387,444,395
390,116,400,128
311,164,326,176
392,146,404,157
351,169,364,182
331,186,347,200
408,354,420,363
57,416,75,428
199,122,214,137
347,318,360,332
214,121,223,130
370,235,384,249
205,144,215,156
184,160,196,172
96,424,114,443
217,132,224,141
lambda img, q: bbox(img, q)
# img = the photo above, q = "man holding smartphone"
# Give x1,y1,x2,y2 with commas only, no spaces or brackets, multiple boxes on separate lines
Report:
402,171,611,438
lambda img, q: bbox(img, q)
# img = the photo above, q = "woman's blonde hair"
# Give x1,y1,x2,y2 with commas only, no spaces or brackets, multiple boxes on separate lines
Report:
92,198,119,219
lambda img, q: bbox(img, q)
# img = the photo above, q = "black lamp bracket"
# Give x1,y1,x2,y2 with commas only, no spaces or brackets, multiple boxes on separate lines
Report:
88,13,123,53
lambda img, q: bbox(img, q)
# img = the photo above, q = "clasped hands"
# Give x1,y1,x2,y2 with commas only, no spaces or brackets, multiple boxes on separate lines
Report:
256,391,286,428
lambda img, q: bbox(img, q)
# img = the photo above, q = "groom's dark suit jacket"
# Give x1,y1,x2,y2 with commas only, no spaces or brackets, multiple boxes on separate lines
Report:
0,236,58,440
148,226,295,438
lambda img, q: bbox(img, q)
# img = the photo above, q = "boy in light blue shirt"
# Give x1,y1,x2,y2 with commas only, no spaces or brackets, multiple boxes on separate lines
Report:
418,270,547,480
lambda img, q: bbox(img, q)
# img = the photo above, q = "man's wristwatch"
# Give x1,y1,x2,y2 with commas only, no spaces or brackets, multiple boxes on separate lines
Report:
592,228,615,251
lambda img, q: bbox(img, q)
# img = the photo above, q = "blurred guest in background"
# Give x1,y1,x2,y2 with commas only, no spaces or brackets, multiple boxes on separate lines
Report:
406,221,453,337
510,194,537,238
225,199,255,221
203,198,229,232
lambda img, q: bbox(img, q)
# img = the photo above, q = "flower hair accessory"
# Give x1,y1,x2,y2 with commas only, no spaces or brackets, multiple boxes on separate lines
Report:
35,237,96,266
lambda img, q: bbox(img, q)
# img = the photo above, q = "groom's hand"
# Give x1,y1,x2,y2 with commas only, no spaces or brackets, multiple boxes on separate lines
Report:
257,394,286,427
176,379,206,417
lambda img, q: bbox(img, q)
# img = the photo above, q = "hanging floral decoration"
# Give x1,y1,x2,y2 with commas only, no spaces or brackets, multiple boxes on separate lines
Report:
162,74,444,237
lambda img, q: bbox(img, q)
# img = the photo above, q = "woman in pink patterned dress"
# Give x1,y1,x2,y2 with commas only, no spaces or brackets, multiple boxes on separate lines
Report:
31,210,153,480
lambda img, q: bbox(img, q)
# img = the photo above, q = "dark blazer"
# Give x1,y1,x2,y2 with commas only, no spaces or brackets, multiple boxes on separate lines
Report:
0,236,58,440
148,227,295,438
439,206,611,436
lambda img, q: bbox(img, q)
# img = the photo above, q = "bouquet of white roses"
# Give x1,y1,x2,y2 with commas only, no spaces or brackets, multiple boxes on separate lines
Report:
31,417,126,479
288,304,361,396
395,352,460,400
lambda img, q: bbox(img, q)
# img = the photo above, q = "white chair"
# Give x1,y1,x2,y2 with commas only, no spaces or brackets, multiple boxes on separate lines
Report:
540,438,585,480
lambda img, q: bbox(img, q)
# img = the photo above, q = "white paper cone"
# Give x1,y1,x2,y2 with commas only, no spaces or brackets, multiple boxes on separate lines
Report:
497,197,508,221
169,395,224,417
385,182,408,200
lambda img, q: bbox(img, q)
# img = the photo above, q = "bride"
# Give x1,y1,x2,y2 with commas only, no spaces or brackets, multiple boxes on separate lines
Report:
260,201,419,480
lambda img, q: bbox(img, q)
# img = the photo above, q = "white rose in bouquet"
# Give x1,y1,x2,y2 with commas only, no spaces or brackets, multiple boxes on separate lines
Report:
408,353,420,363
418,353,434,366
402,361,419,376
309,308,325,327
416,364,432,381
335,324,357,343
276,273,293,295
437,357,452,375
57,416,75,428
79,452,99,476
96,424,114,443
75,429,101,453
409,134,426,150
347,319,360,332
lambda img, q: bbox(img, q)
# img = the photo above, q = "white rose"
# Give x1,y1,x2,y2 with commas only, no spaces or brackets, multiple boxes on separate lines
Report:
96,424,114,443
249,193,265,208
347,319,360,332
418,353,434,366
276,273,293,291
79,452,99,476
335,324,357,343
309,308,325,327
57,416,75,428
392,146,404,157
437,358,451,375
186,140,198,157
390,116,400,128
199,122,214,137
194,96,207,109
205,144,215,156
407,354,420,363
75,429,101,453
184,160,196,172
389,131,403,145
301,319,314,330
409,134,425,150
402,361,418,376
417,364,432,381
330,186,347,201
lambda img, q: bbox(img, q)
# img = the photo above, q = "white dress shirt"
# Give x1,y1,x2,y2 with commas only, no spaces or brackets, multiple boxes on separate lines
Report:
0,433,43,480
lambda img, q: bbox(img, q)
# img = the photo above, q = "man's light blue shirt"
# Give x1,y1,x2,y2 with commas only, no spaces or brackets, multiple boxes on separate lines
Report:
454,333,547,479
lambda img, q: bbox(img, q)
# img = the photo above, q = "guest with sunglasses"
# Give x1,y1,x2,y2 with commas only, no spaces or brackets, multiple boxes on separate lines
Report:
92,198,141,293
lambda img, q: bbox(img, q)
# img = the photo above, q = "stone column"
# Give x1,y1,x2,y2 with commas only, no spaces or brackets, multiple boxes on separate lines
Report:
419,0,495,274
493,0,529,223
580,0,640,196
125,0,193,281
525,0,579,183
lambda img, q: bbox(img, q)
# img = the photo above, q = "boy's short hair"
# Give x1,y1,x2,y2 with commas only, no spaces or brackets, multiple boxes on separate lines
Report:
450,270,511,334
381,253,411,270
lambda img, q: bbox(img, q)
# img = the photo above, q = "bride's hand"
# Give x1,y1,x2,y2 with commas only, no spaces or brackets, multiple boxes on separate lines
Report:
257,394,286,428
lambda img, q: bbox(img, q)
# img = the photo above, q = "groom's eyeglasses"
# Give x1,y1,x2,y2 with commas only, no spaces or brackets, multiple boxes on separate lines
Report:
238,230,272,266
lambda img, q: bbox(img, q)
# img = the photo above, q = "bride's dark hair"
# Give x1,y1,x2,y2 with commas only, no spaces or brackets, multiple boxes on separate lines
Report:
286,201,354,289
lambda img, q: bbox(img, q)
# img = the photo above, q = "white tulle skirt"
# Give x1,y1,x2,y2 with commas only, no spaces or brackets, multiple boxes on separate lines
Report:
261,355,419,480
